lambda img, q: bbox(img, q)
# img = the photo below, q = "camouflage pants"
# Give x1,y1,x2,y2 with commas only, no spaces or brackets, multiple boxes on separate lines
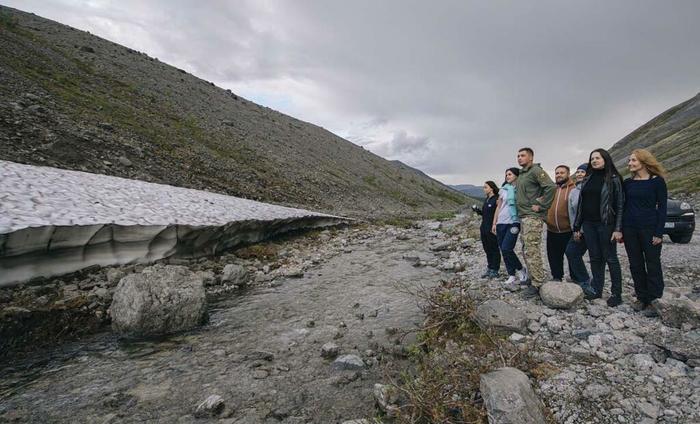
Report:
521,216,546,287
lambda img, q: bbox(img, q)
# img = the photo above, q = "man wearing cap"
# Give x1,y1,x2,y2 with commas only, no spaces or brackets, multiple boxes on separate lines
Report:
515,147,555,297
565,164,595,295
546,165,576,282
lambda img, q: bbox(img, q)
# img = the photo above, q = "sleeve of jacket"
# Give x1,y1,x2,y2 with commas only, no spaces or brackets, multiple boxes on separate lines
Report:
613,176,624,231
535,169,556,209
654,178,668,237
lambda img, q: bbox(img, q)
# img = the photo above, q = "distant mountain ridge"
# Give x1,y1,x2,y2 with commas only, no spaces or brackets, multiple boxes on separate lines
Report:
450,184,485,199
609,93,700,194
0,6,469,218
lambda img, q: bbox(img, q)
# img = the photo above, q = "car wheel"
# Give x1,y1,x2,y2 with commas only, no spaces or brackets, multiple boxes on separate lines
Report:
669,233,693,244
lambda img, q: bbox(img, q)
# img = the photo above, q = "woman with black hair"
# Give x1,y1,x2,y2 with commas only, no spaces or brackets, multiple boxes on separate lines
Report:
472,181,501,278
573,148,624,307
492,168,527,285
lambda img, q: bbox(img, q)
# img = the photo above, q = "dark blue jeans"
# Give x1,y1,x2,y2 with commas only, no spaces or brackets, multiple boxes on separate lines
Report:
582,221,622,297
496,223,523,276
565,236,590,284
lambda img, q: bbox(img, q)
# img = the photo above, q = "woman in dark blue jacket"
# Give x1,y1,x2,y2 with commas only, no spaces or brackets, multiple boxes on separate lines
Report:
622,149,668,314
472,181,501,278
573,148,624,307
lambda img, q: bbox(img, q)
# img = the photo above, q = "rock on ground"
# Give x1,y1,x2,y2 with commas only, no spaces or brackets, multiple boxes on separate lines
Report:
539,281,583,309
480,367,547,424
109,265,207,338
475,300,528,334
331,354,365,371
194,395,225,418
652,287,700,329
220,264,249,286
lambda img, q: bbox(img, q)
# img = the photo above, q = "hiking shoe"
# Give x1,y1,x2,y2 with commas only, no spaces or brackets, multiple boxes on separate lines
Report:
607,295,622,307
503,275,519,285
488,269,500,279
584,291,601,300
631,300,649,312
480,269,494,278
517,268,529,284
522,286,539,298
641,304,659,318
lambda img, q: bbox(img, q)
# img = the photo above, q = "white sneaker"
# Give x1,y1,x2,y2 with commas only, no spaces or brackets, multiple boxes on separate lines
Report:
517,268,529,284
504,275,518,285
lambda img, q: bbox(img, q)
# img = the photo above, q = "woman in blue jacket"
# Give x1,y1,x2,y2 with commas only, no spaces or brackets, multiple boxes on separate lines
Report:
623,149,668,315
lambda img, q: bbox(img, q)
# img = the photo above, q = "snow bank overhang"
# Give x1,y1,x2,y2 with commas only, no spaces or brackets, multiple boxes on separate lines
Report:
0,160,349,286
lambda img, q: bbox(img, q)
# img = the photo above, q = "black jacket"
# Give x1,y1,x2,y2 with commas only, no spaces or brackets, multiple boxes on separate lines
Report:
474,195,498,232
574,173,624,232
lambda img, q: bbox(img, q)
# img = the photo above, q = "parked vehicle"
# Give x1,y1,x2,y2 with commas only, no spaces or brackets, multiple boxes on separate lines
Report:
664,199,695,243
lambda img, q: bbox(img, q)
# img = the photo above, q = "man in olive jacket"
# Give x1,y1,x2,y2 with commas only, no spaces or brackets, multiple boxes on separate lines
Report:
515,147,555,295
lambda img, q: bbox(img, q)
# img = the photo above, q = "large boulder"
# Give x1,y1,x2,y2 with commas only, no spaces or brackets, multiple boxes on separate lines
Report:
652,287,700,329
110,265,207,338
480,367,547,424
475,300,528,334
539,281,583,309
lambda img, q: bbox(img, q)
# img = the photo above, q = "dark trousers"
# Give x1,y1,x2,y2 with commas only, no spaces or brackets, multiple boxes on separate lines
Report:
582,221,622,297
480,228,501,272
496,223,523,276
623,227,664,303
547,231,572,280
565,237,590,284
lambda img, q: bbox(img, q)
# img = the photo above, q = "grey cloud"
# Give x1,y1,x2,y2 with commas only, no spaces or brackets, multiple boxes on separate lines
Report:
7,0,700,184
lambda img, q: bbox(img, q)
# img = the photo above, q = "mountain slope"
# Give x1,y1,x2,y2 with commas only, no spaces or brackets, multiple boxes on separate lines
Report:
609,93,700,194
450,184,485,199
0,6,468,218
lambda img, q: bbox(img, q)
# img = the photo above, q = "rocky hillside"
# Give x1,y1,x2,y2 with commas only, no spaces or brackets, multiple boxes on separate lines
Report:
609,93,700,194
0,6,468,219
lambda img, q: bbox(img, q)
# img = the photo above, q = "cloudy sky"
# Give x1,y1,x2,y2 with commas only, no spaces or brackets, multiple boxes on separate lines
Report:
7,0,700,184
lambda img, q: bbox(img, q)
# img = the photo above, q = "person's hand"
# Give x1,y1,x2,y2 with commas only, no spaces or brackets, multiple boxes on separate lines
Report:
491,224,497,235
652,236,663,246
611,231,623,243
531,205,541,212
573,231,582,242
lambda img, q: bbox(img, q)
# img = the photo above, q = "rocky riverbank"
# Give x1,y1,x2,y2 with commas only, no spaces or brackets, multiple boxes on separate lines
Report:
1,215,698,423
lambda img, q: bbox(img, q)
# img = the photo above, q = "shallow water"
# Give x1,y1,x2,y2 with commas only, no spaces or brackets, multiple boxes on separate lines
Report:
0,230,443,423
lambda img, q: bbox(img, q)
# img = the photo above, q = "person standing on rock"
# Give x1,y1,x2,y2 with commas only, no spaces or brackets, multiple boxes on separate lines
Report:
492,168,527,286
622,149,668,314
546,165,576,282
565,163,595,296
573,148,624,307
472,181,501,278
515,147,555,297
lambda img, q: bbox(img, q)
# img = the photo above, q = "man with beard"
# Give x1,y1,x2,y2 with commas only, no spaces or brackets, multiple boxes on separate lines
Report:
546,165,576,281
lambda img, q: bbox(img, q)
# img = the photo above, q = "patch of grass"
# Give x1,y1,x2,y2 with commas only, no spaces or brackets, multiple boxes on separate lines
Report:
391,279,555,423
428,211,456,221
0,9,17,29
234,243,279,260
363,175,379,187
380,216,415,228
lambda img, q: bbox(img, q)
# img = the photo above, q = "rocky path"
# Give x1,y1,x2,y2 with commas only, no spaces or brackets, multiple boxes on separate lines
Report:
1,217,698,423
0,225,446,423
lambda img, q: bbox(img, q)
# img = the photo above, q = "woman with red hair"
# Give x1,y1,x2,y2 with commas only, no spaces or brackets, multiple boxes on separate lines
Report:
622,149,668,315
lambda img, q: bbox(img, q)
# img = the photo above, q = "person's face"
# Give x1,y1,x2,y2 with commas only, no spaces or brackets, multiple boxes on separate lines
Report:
483,184,493,196
505,170,517,184
575,169,586,182
628,153,644,173
555,167,570,184
517,151,532,167
590,152,605,170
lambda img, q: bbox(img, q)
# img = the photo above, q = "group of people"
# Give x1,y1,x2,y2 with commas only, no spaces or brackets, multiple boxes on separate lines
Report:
473,147,668,314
